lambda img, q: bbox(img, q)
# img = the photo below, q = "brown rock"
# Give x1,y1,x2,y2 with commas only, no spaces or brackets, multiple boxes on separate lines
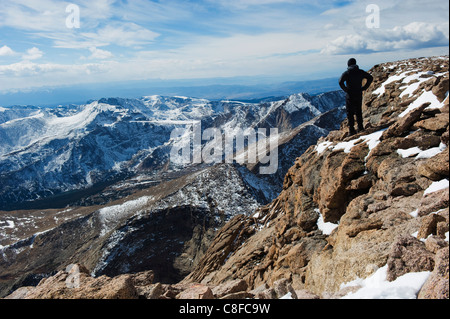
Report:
345,218,384,238
249,283,269,295
441,129,449,146
418,247,449,299
22,270,138,299
418,189,449,217
425,236,448,254
130,270,154,287
317,144,368,223
177,284,214,300
381,103,429,140
418,148,449,181
256,288,277,299
273,278,298,299
432,77,449,102
398,130,442,150
212,279,248,298
136,283,163,299
390,183,422,197
346,174,374,191
417,214,447,240
4,287,35,300
415,112,449,132
387,236,435,282
295,289,320,299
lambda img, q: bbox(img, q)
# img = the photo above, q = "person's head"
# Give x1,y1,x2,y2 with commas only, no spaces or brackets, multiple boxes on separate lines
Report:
348,58,357,67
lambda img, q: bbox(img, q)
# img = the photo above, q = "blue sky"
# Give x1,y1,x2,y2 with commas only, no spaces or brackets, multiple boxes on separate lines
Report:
0,0,449,96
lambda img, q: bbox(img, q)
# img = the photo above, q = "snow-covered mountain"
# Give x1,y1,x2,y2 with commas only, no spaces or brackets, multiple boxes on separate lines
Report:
0,92,345,210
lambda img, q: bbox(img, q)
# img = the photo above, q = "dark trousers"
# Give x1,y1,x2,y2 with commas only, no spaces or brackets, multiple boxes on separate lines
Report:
346,93,364,133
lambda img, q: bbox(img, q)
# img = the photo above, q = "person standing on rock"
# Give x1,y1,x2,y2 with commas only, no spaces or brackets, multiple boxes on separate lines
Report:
339,58,374,136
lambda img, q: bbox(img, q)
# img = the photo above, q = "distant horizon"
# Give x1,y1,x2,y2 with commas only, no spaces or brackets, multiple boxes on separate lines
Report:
0,74,344,107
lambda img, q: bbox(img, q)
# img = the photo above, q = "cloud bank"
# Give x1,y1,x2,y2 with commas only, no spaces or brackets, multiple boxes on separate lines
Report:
322,22,449,55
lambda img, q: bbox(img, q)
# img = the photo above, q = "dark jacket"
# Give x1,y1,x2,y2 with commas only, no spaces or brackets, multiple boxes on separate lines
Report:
339,65,373,95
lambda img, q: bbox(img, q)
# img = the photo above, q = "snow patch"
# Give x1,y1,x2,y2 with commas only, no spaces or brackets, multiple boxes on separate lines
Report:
317,129,386,156
399,90,446,118
415,143,447,159
98,196,153,236
315,141,333,154
372,73,408,96
315,209,339,235
423,179,449,196
341,265,431,299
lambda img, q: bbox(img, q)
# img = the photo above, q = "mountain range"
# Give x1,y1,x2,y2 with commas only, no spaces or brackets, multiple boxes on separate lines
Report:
0,91,345,211
0,88,346,296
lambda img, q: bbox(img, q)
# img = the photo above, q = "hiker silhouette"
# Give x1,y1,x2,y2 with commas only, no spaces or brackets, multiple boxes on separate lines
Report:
339,58,374,136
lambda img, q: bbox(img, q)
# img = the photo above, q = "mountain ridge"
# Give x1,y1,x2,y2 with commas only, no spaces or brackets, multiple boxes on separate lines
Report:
182,55,449,299
0,91,345,211
0,88,346,297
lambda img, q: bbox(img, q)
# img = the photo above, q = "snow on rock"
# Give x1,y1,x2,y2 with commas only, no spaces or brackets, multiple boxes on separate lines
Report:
98,196,154,237
316,129,385,156
399,90,447,118
397,143,447,159
424,179,450,196
341,265,431,299
315,209,339,235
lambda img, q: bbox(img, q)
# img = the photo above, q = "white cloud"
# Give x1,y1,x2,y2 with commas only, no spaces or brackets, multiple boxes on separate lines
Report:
22,47,44,60
0,60,113,91
322,22,449,55
0,45,16,56
53,22,160,49
87,23,160,47
0,1,159,50
207,0,298,10
88,47,113,60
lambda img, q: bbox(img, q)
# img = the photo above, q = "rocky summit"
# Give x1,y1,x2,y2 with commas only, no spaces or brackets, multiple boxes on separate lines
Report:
2,56,449,300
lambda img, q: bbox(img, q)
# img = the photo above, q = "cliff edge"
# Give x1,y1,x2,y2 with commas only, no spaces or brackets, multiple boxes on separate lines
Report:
183,56,449,299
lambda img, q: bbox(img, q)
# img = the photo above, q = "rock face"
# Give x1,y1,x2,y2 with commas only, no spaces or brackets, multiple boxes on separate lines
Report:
183,56,450,299
3,56,449,300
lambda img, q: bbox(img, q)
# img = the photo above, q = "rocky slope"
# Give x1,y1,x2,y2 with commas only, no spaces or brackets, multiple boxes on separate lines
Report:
181,56,449,299
3,56,449,299
0,163,273,296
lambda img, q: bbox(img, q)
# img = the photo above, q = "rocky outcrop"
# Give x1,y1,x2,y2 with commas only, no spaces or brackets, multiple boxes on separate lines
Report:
182,56,449,299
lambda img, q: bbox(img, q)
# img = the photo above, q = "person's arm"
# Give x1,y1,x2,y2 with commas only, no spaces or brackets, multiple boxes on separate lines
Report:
362,71,374,91
339,72,348,93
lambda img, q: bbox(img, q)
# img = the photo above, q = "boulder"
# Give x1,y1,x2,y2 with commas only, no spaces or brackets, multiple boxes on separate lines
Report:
212,279,248,298
432,77,449,102
417,214,447,240
415,112,449,133
273,278,298,299
381,103,429,140
418,148,449,181
418,247,449,299
176,284,214,300
386,236,435,282
418,189,449,217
